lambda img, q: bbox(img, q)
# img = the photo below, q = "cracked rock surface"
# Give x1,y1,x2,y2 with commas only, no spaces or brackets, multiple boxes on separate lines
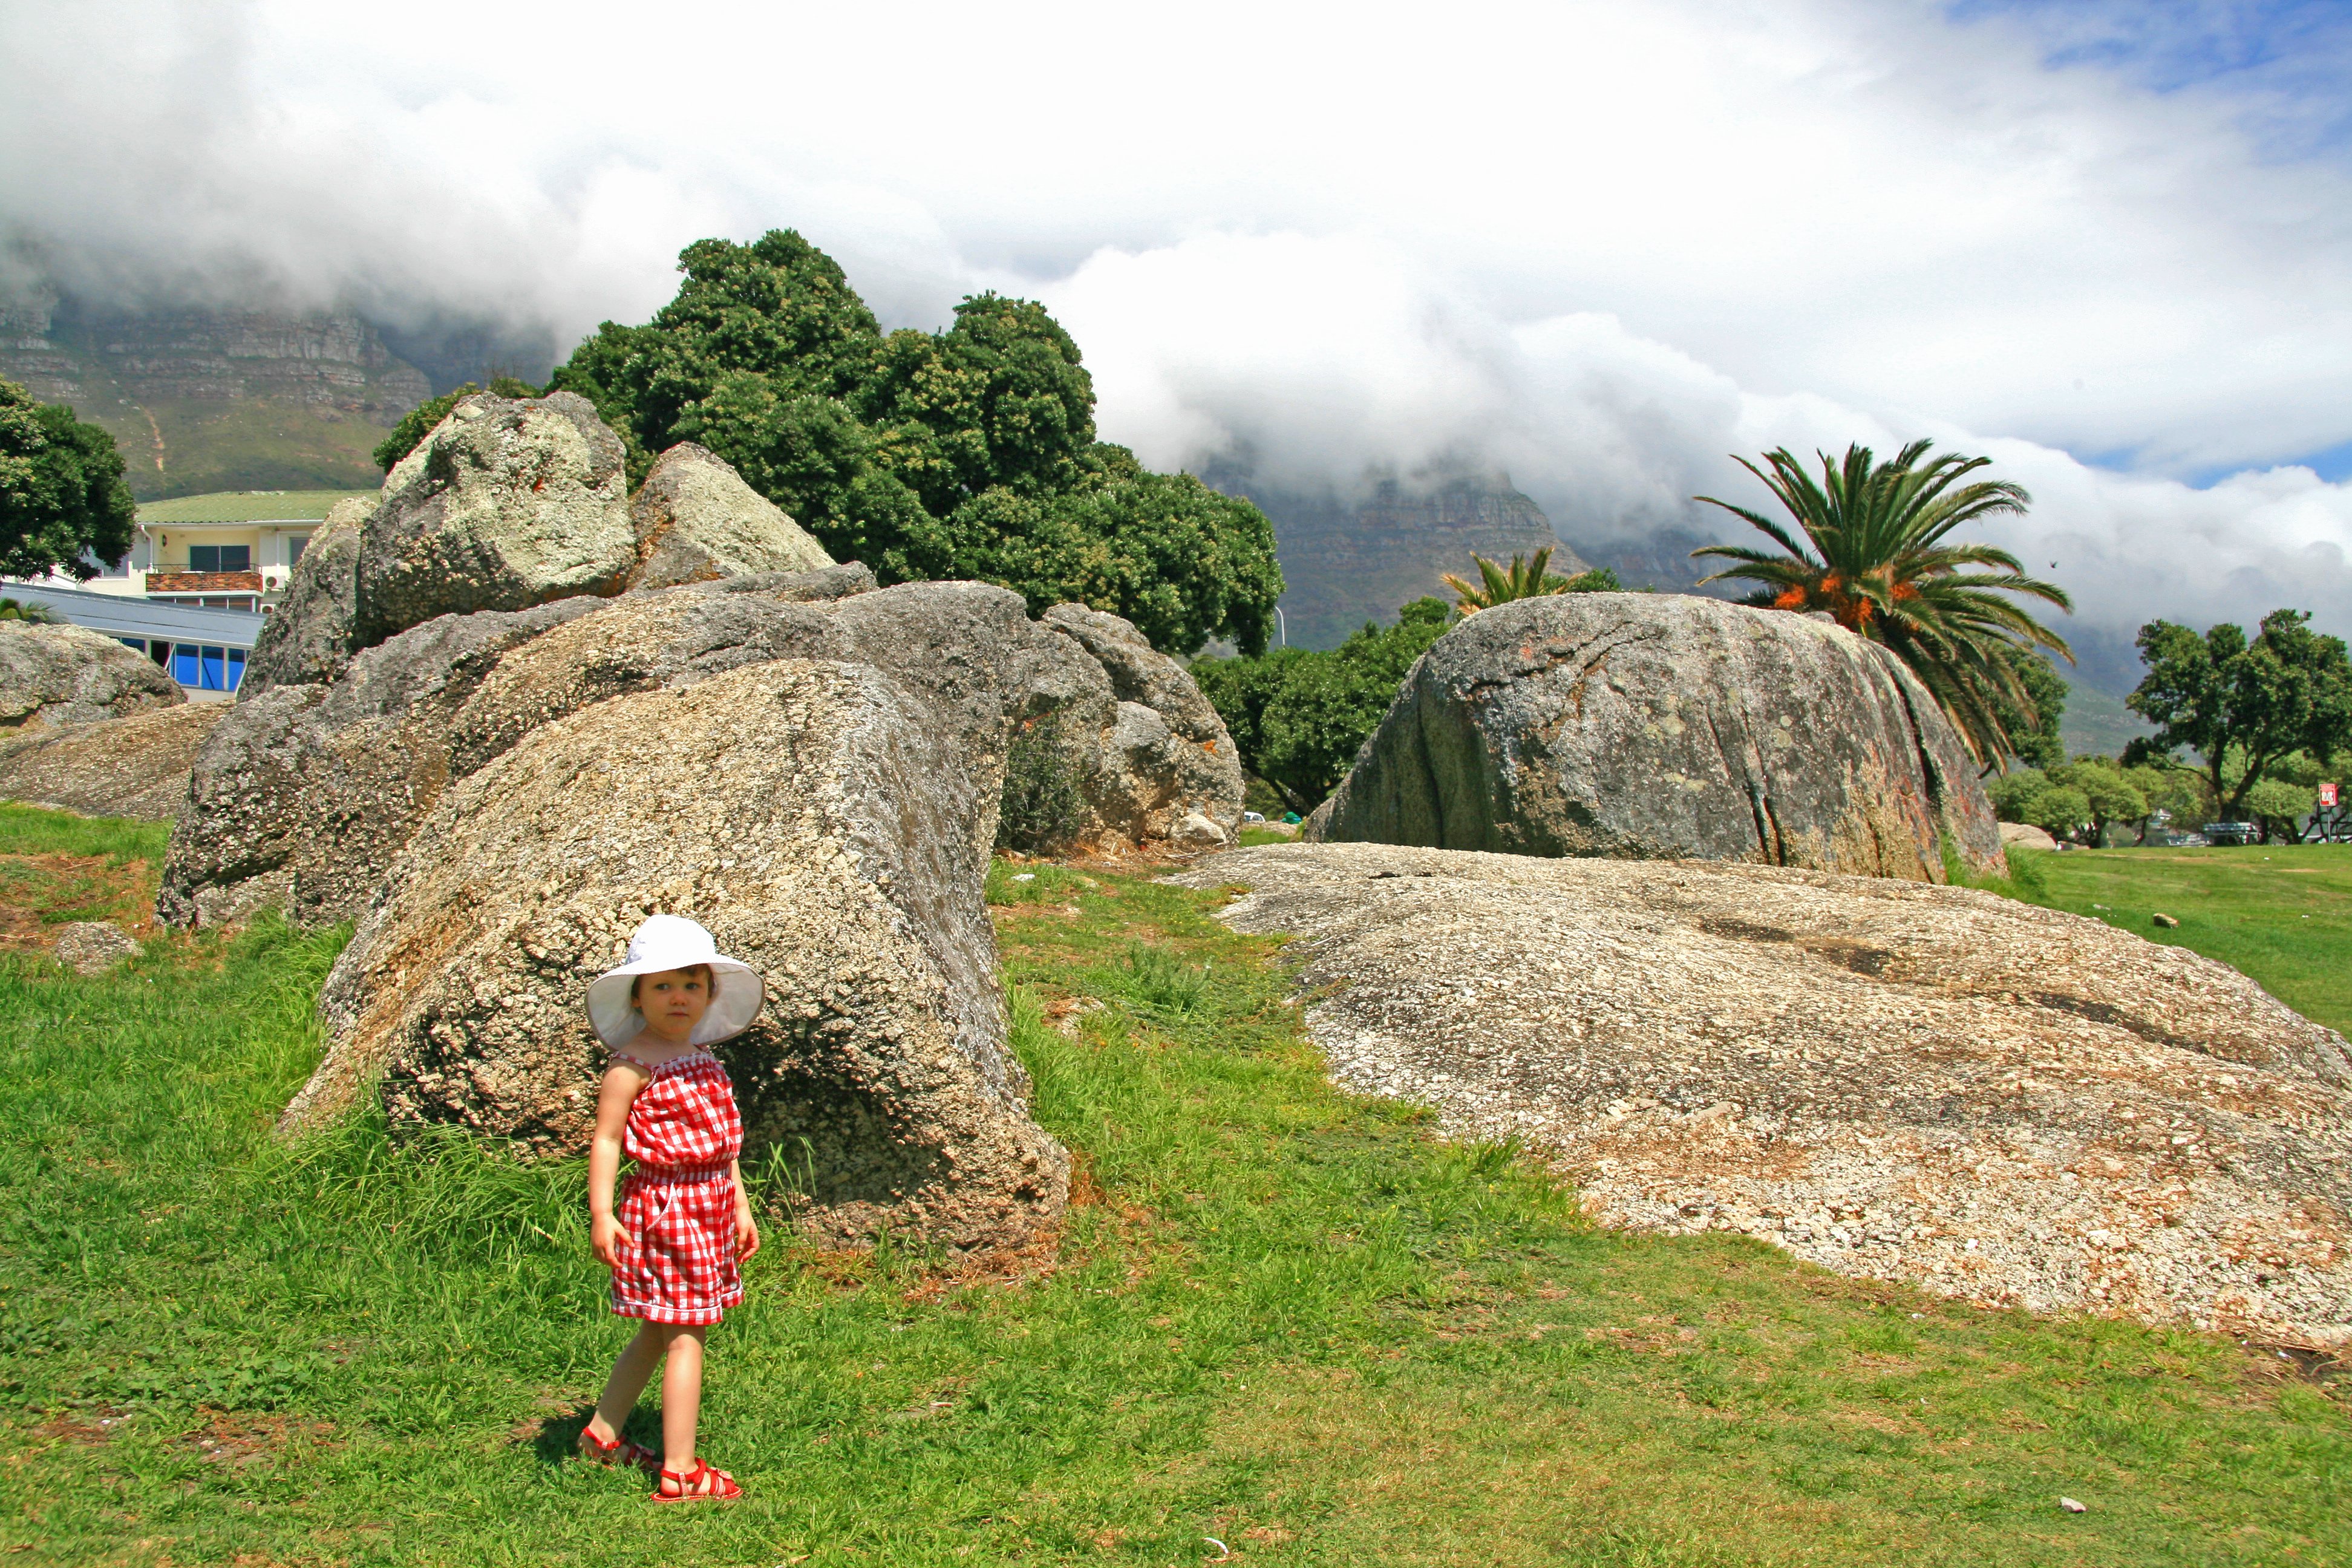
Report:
1308,592,2003,882
1173,843,2352,1348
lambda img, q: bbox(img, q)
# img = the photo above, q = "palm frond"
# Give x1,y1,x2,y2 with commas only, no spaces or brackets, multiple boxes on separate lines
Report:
1690,439,2074,758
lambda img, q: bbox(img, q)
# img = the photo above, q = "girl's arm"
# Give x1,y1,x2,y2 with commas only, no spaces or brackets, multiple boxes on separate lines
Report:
589,1062,647,1268
731,1158,760,1262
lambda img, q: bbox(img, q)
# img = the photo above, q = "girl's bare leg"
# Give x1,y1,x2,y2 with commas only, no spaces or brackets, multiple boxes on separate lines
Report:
660,1325,708,1472
587,1322,667,1445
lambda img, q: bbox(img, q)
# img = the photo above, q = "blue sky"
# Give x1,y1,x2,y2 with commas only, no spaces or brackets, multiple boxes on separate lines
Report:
1955,1,2352,154
1959,1,2352,481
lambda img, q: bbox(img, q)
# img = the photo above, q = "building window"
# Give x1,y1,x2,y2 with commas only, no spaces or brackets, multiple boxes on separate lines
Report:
188,544,252,572
287,534,310,564
169,644,246,691
116,636,147,655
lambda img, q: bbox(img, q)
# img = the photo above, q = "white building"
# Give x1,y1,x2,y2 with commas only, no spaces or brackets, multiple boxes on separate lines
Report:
8,489,368,696
93,489,362,612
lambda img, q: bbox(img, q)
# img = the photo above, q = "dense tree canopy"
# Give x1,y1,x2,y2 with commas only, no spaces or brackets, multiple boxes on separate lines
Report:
0,378,136,583
546,231,1282,654
1692,440,2073,767
2124,609,2352,820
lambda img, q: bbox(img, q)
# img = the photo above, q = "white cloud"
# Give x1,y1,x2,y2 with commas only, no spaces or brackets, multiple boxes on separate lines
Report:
3,0,2350,641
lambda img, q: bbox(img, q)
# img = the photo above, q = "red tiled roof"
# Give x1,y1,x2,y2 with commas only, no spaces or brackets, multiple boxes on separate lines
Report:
148,572,264,593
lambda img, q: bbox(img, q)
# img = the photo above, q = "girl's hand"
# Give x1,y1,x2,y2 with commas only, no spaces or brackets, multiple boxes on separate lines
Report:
734,1201,760,1263
592,1212,625,1269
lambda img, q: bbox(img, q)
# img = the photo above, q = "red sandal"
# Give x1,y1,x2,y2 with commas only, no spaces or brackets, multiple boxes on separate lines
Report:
577,1424,660,1472
651,1458,742,1503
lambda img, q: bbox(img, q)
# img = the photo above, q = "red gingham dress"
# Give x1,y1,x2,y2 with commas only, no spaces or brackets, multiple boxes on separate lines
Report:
609,1050,745,1325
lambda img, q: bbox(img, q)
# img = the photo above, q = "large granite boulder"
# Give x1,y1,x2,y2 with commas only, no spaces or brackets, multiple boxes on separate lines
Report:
1040,604,1245,849
0,621,184,728
627,442,834,590
162,572,1243,928
0,704,226,820
286,658,1068,1253
240,495,372,694
352,391,635,648
1174,843,2352,1348
1310,593,2002,881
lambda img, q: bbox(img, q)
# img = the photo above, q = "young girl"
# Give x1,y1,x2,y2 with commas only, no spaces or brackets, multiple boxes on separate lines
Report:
573,915,766,1503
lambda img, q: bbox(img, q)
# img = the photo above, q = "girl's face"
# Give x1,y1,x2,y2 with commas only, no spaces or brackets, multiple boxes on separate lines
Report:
633,966,712,1044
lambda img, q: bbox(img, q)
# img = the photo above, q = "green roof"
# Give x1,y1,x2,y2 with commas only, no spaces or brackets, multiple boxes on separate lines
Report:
136,490,374,525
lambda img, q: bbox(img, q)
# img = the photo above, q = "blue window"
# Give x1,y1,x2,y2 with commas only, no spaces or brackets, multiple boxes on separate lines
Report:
116,637,146,655
167,645,243,690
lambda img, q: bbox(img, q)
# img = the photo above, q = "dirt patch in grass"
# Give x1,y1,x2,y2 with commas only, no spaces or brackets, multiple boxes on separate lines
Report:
0,852,160,951
180,1413,335,1470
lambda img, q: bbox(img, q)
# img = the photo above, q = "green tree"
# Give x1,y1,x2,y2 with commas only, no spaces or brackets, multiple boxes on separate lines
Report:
0,595,57,622
1988,650,2068,771
0,379,136,583
547,231,1284,654
2051,757,2147,846
2125,610,2352,819
2025,783,2091,840
1984,766,2048,824
1439,546,1619,612
2242,777,2316,844
1194,598,1456,813
1691,440,2072,766
2121,763,2205,843
373,376,544,471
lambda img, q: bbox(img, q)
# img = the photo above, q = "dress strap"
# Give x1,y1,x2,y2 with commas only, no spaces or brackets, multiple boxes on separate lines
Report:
612,1047,714,1076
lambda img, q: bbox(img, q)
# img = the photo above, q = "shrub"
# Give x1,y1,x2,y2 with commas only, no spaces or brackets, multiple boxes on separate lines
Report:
996,713,1084,854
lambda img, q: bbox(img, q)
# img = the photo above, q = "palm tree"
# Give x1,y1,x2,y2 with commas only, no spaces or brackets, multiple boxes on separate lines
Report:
1442,547,1618,613
1691,440,2072,766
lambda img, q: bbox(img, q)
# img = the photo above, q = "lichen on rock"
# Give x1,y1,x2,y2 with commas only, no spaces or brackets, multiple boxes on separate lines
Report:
353,391,635,648
627,442,834,590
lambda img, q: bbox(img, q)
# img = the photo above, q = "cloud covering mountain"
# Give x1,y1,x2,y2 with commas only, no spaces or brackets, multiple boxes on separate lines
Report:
4,0,2349,644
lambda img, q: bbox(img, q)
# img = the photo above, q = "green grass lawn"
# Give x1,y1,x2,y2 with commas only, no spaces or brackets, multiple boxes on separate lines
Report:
2004,843,2352,1036
1,808,2346,1565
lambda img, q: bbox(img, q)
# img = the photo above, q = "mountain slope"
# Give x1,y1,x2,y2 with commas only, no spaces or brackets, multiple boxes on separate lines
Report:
1217,469,1583,648
0,292,430,498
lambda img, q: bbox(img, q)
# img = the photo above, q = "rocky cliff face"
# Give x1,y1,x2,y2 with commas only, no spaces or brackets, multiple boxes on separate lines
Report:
0,288,431,497
1220,469,1586,649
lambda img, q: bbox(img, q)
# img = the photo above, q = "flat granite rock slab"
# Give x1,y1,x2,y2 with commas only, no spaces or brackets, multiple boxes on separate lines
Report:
1170,842,2352,1350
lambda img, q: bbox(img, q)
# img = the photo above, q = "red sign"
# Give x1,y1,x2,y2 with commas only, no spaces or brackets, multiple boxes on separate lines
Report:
2324,782,2341,809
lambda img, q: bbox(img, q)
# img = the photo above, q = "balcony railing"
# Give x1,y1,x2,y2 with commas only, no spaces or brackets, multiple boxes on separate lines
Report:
147,570,266,595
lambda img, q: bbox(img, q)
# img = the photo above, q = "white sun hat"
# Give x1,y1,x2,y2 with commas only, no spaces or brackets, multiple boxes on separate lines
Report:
584,914,765,1049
